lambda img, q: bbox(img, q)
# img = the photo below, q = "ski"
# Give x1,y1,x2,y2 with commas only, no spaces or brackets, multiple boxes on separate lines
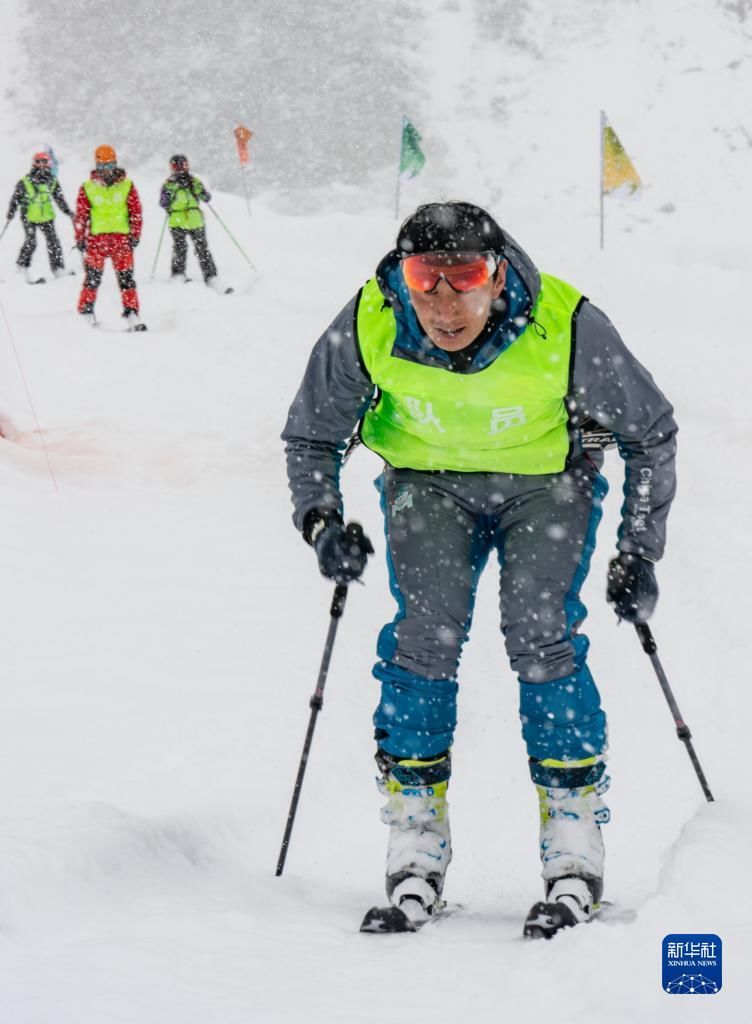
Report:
28,276,46,285
523,899,582,939
523,876,605,939
360,905,418,933
360,900,455,934
522,897,628,938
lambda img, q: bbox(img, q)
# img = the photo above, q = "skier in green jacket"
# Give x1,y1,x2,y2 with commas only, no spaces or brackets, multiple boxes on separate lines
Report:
5,151,73,283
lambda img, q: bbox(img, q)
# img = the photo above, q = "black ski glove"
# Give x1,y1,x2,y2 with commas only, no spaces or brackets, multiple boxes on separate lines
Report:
75,238,87,252
129,236,139,249
305,511,374,584
606,552,658,623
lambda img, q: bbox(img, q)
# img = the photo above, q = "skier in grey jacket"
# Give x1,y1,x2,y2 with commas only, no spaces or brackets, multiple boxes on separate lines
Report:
282,202,677,936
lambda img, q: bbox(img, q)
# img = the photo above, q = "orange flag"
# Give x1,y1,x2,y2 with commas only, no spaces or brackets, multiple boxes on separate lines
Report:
234,124,253,166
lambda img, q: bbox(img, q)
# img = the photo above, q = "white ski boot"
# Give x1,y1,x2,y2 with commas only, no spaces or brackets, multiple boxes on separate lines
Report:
171,272,190,284
124,311,147,332
17,265,43,284
207,276,234,295
80,310,97,328
361,753,452,933
524,767,610,939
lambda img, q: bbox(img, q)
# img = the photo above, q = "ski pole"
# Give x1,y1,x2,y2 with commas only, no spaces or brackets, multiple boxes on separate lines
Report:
0,221,10,244
150,214,168,279
206,203,258,271
276,582,349,876
634,623,714,802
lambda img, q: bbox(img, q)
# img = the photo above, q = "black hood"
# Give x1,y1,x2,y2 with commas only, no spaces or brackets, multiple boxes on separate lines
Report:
372,230,542,373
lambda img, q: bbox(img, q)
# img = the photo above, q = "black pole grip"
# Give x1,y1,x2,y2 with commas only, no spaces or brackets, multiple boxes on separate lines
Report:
330,582,348,619
635,622,657,654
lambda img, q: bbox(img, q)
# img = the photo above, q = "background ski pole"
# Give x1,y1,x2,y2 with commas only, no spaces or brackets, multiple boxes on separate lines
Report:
276,582,349,876
634,622,714,802
206,203,258,271
150,214,168,279
0,220,11,244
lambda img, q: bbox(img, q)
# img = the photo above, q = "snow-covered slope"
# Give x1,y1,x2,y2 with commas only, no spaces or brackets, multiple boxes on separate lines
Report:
1,1,750,1021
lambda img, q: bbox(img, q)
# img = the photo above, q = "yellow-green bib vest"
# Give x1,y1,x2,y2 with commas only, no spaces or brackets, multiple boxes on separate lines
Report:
357,273,582,474
23,177,56,223
165,180,204,230
83,178,133,235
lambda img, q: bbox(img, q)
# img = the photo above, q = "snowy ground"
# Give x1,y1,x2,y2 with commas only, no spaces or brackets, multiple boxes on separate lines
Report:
2,0,751,1019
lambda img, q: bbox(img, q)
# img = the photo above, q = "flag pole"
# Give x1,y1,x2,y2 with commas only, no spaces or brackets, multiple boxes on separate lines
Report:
234,123,253,218
242,163,252,218
599,110,606,251
395,114,405,222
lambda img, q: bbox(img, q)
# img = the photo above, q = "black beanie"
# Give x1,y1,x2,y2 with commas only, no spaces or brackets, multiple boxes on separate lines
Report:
397,201,505,257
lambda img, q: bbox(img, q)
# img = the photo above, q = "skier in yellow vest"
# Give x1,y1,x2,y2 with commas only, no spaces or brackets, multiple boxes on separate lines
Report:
158,154,231,293
282,202,678,937
73,145,146,330
5,151,73,283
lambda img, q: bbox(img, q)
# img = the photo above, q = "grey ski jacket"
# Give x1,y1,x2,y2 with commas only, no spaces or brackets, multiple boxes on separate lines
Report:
282,233,677,561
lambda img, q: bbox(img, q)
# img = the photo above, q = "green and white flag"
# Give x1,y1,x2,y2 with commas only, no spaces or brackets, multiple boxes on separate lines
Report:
399,116,426,180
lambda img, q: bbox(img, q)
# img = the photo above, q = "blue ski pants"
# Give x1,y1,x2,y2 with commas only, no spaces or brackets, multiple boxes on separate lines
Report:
372,461,609,769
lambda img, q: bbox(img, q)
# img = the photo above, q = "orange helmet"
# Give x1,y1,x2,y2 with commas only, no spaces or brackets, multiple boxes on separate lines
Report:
95,144,117,165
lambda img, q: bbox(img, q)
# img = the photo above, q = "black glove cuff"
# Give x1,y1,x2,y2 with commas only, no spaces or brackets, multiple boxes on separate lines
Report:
302,508,343,547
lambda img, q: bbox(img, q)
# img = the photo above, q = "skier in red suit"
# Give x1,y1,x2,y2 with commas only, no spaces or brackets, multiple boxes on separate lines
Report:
74,144,146,331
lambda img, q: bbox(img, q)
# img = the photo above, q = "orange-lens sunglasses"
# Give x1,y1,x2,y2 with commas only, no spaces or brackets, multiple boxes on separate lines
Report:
401,252,497,293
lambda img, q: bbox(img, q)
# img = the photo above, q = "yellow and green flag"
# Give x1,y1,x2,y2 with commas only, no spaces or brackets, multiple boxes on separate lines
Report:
601,115,642,194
